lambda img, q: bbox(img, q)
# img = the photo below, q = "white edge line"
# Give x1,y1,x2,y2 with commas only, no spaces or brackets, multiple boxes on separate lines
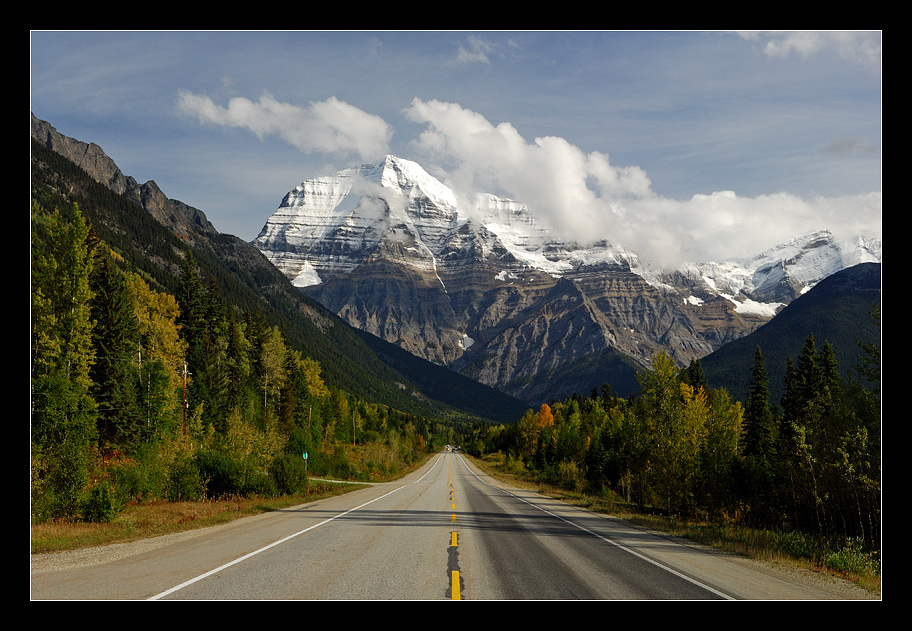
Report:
457,455,736,600
148,454,446,600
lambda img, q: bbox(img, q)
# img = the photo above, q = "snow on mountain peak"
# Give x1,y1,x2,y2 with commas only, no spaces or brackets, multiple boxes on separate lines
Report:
254,156,881,304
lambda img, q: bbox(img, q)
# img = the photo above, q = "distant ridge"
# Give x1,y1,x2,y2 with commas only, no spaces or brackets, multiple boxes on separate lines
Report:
701,262,881,405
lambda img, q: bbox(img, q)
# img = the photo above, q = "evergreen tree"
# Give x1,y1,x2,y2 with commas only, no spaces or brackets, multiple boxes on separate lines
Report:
797,334,822,405
819,341,841,405
683,358,707,391
89,252,142,448
740,346,778,524
743,347,777,463
176,250,205,347
31,205,99,519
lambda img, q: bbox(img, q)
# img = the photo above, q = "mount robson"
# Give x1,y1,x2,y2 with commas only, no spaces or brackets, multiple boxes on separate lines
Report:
253,154,881,405
31,112,881,411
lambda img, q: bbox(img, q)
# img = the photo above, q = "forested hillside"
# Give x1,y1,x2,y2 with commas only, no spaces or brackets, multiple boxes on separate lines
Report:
700,262,881,405
30,135,524,524
464,323,881,564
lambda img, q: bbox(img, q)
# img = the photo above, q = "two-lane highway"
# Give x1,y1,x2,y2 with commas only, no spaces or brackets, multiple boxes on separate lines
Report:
31,452,857,600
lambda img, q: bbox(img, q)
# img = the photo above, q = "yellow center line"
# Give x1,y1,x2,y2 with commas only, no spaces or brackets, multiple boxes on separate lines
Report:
449,455,461,600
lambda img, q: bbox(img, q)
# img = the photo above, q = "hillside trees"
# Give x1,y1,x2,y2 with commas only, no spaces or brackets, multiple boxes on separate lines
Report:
775,332,881,547
31,204,437,523
497,323,880,551
502,354,744,518
31,204,100,519
738,346,778,523
90,249,143,447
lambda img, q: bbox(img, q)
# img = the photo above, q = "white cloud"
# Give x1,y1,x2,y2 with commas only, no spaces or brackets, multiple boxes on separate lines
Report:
736,31,882,67
177,89,880,268
403,98,653,241
456,35,494,64
176,90,392,160
454,34,519,65
402,98,881,268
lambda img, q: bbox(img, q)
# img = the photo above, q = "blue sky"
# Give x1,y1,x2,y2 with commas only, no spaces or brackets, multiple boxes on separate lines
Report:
30,30,881,266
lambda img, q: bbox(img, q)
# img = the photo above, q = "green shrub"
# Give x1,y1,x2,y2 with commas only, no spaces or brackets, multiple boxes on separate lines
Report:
775,530,815,561
825,537,880,577
243,471,278,498
330,447,353,480
269,453,309,495
195,451,242,498
111,443,172,502
167,454,205,502
81,482,122,523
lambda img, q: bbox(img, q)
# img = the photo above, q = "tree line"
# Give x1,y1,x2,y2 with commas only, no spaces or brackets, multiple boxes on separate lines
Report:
31,199,881,563
463,316,881,555
31,203,442,523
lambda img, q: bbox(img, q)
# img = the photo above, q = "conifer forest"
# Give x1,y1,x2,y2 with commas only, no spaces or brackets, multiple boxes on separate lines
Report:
30,199,881,572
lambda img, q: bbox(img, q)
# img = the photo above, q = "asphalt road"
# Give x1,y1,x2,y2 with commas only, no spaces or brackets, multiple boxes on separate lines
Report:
30,452,863,600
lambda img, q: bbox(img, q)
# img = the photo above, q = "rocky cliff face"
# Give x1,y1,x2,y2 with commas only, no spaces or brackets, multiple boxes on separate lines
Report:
252,154,877,404
31,113,216,241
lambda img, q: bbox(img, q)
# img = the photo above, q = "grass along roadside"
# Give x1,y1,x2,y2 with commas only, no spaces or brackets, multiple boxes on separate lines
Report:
31,447,435,556
467,451,881,596
30,480,367,555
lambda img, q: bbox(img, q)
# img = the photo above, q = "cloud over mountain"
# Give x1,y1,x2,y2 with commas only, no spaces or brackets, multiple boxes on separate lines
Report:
175,90,880,269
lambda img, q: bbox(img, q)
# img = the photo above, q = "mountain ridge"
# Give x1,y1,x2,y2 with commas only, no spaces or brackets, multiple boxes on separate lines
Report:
701,261,881,405
253,154,881,404
30,114,529,423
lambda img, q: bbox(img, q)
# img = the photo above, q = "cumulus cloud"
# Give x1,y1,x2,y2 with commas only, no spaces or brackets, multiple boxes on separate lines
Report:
403,98,653,240
402,98,881,268
176,90,392,160
178,90,880,268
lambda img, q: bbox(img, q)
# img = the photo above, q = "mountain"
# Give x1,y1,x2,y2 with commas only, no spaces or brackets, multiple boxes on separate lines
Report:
253,155,881,405
30,114,529,424
700,261,881,405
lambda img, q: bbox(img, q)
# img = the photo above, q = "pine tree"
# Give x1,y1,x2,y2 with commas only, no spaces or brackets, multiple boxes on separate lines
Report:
684,358,707,391
743,346,777,463
740,346,778,523
90,252,142,448
175,250,211,427
176,250,205,347
819,341,841,403
797,334,822,405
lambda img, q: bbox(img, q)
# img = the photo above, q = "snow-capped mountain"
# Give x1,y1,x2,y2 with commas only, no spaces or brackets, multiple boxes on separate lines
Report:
645,230,882,318
253,155,881,404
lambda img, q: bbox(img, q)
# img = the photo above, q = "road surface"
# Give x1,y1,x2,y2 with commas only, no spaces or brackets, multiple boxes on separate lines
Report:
30,452,869,600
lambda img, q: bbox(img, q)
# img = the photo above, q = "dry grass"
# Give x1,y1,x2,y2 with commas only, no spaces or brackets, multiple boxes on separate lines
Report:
31,481,365,554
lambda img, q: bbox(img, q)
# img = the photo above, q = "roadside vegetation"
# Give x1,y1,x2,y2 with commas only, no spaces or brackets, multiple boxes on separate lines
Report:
463,326,881,595
31,203,454,537
30,201,880,597
470,451,880,594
